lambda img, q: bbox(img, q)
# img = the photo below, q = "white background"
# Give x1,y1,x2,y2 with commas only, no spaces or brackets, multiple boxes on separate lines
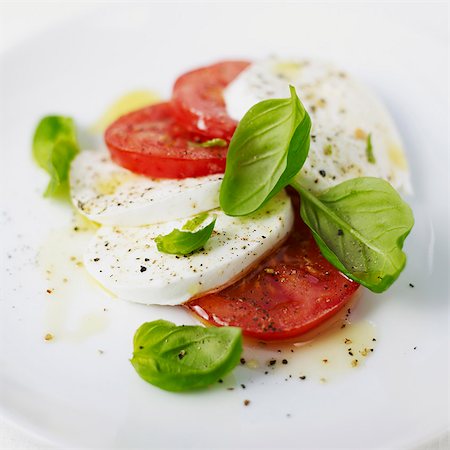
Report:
0,3,95,448
0,2,448,449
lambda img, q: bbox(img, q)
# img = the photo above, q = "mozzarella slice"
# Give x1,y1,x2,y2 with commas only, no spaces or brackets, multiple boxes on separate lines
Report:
70,151,222,226
224,58,412,194
84,191,293,306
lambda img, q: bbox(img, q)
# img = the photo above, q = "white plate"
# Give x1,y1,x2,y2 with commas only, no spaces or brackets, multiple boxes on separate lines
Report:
0,3,448,449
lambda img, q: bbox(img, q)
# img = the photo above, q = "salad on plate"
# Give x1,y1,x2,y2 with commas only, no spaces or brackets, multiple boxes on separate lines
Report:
32,58,414,391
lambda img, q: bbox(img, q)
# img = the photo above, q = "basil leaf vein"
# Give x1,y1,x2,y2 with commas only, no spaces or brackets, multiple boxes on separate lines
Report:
131,320,242,391
292,177,414,292
32,115,80,197
220,85,311,216
155,215,216,255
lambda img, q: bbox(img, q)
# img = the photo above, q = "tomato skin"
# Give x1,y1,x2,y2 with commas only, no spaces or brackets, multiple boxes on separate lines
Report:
172,60,250,140
186,192,360,341
105,102,228,179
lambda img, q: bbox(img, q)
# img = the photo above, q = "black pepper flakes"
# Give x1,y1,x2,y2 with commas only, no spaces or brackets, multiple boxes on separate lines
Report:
140,266,147,272
319,169,326,177
409,283,415,288
282,359,288,365
337,229,344,236
240,358,246,365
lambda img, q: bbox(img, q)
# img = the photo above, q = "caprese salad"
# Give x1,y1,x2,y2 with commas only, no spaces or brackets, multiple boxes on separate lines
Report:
33,58,414,392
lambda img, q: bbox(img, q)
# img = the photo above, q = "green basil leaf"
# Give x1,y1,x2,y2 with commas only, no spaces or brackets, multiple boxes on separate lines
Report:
43,139,79,197
220,85,311,216
292,177,414,293
366,133,376,164
32,116,80,197
131,320,243,392
155,216,216,255
181,212,209,231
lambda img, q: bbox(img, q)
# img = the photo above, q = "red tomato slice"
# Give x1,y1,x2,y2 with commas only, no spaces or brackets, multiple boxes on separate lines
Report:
186,192,360,341
172,60,250,140
105,102,229,178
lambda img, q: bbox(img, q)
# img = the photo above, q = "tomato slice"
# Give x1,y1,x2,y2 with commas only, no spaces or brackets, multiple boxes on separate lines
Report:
105,102,229,178
172,60,250,140
186,192,360,341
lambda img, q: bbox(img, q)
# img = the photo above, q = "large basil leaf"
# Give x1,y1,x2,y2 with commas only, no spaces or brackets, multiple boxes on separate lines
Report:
32,115,79,197
220,85,311,216
131,320,242,392
293,177,414,292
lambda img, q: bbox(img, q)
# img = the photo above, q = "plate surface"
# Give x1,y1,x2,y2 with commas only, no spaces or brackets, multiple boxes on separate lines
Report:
0,3,448,449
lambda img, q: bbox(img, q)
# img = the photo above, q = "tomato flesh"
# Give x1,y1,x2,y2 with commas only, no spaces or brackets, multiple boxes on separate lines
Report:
186,192,360,341
105,102,229,178
172,60,250,140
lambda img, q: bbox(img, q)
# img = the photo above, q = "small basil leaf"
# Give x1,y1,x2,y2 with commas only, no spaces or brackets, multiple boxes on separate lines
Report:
155,216,216,255
292,177,414,293
32,116,80,197
44,139,79,197
181,212,209,231
220,85,311,216
131,320,243,392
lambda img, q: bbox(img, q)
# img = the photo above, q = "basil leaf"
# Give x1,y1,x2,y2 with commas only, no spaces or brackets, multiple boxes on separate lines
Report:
32,116,80,197
43,139,79,196
155,216,216,255
366,133,376,164
181,212,209,231
131,320,242,392
292,177,414,293
220,85,311,216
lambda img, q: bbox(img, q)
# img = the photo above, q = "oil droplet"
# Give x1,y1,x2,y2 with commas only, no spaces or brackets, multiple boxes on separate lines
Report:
95,171,135,196
69,312,109,342
287,319,377,381
241,298,377,383
92,90,160,132
273,60,304,79
388,143,408,169
37,212,111,341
